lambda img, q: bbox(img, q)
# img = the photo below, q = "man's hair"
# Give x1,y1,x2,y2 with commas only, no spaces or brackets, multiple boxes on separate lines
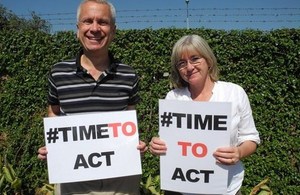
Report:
77,0,116,25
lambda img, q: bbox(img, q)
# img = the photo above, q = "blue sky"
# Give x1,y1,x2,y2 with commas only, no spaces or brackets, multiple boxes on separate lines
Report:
1,0,299,32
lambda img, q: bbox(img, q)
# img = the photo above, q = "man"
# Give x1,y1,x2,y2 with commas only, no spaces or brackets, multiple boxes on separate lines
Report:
37,0,147,194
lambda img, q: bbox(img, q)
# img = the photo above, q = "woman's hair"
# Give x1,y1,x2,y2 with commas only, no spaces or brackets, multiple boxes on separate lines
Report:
170,34,219,88
77,0,116,25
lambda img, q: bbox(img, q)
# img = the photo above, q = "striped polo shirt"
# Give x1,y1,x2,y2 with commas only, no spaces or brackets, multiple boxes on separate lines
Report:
47,50,140,115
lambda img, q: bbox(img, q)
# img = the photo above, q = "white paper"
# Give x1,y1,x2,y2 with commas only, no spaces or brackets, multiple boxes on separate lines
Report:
159,99,231,194
43,110,141,184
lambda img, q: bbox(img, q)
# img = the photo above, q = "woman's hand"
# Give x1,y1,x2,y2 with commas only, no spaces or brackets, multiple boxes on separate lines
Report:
137,140,148,154
213,146,241,165
213,141,257,165
37,146,48,160
149,137,167,155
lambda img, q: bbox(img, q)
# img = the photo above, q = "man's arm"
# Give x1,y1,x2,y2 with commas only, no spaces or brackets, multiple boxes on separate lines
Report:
127,105,135,110
48,105,60,117
38,105,60,160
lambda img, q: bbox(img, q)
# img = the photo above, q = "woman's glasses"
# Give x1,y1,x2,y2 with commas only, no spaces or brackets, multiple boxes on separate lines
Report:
176,56,203,70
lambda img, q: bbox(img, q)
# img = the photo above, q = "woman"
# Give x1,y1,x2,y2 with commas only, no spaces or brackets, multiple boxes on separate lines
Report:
149,35,260,195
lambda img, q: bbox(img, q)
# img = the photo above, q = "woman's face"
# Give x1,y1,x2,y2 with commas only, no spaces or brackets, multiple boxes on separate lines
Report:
77,2,116,54
177,50,210,86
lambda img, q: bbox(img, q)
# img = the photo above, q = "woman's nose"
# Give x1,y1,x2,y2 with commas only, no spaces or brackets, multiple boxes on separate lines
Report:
186,61,194,70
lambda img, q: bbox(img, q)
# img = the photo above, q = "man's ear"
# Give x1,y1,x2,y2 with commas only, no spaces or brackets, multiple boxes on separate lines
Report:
111,24,117,39
76,24,79,39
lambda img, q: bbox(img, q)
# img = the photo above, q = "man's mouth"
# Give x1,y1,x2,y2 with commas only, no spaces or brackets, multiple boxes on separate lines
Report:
88,36,102,41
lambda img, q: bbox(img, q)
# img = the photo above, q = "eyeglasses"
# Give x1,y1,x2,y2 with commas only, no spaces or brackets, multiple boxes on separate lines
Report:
176,56,203,70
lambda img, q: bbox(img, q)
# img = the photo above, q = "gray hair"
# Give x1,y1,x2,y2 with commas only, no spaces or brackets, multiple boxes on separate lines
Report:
170,34,219,88
77,0,116,25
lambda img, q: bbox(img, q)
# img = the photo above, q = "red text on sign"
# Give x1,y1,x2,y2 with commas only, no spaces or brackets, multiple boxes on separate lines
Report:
178,141,208,158
108,122,137,137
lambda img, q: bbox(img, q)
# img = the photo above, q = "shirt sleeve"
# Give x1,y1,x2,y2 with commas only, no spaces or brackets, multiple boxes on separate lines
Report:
237,87,261,145
128,74,140,106
47,72,59,106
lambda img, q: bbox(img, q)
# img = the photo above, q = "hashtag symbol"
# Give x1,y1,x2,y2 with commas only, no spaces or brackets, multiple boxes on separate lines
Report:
47,128,59,143
160,112,173,127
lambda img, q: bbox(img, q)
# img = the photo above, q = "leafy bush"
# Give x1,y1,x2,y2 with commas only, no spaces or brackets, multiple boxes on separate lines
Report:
0,28,299,194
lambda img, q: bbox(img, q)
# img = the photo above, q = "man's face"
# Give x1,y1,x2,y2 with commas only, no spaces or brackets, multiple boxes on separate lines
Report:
77,2,116,54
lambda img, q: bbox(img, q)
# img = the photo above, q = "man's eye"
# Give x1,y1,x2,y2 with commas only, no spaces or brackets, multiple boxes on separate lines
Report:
82,20,93,25
98,20,109,26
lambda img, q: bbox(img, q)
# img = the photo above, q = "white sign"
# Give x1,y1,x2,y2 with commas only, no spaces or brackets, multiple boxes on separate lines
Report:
43,110,141,184
159,99,231,194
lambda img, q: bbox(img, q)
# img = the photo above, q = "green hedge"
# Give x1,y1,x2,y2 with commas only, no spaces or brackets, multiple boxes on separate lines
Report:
0,28,299,194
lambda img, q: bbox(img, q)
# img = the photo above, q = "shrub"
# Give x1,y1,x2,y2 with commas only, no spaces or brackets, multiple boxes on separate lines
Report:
0,28,299,194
